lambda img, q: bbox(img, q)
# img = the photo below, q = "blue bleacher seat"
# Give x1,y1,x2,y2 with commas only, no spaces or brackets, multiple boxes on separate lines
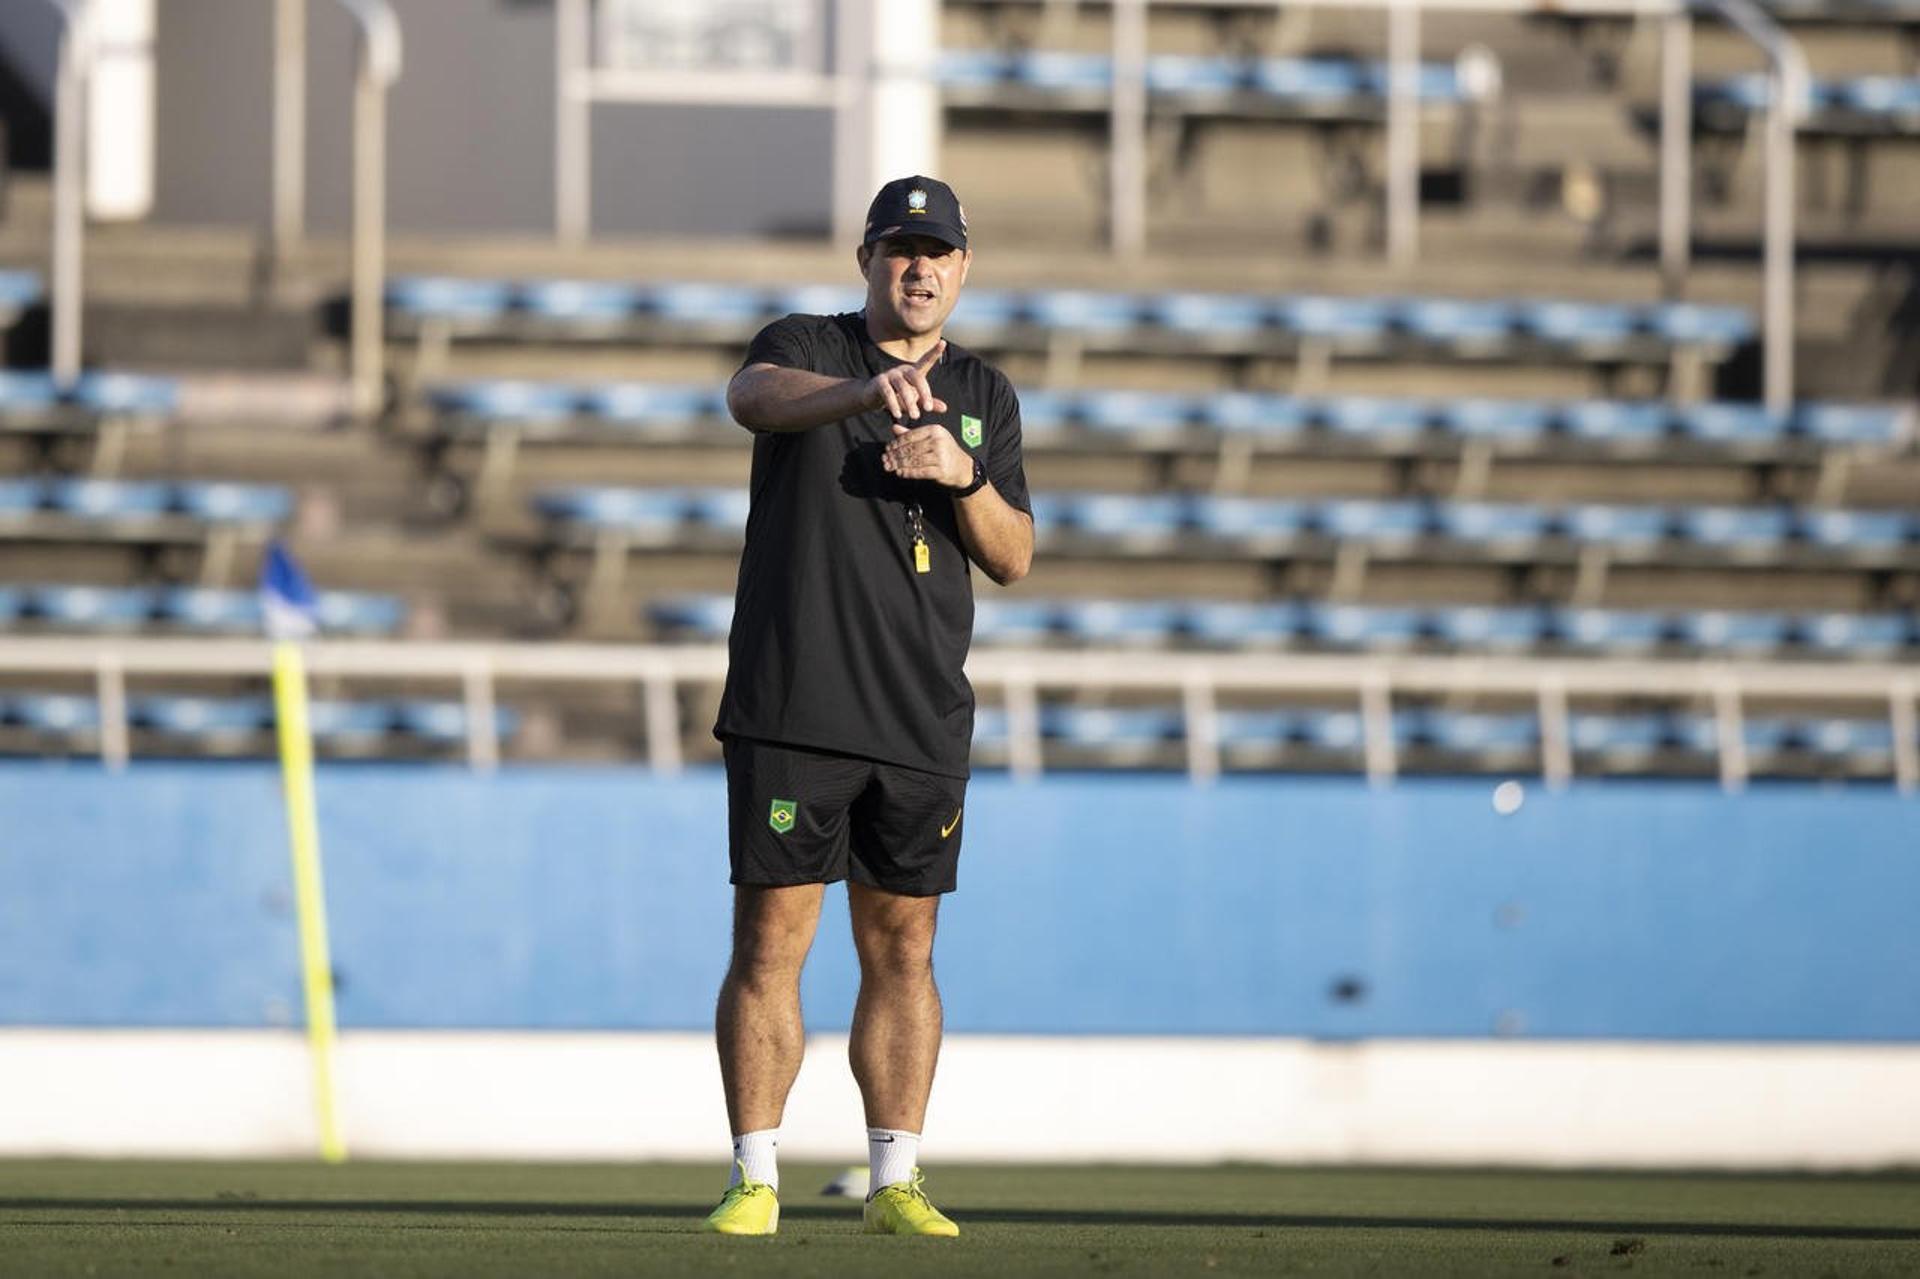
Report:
7,693,101,734
0,479,44,515
428,380,578,423
314,592,407,636
972,705,1010,747
72,372,179,416
944,289,1023,342
1182,600,1307,648
1189,496,1314,549
1429,605,1549,650
936,48,1014,90
1798,508,1913,552
1279,295,1392,342
772,286,866,317
1292,708,1368,751
1570,713,1674,756
48,479,171,519
171,482,293,524
1793,403,1909,448
1010,388,1074,444
1077,390,1194,440
24,585,154,629
1012,50,1114,93
1056,493,1189,546
391,700,521,744
1319,396,1428,443
0,269,44,310
1024,289,1141,333
1676,609,1795,654
647,593,735,640
1835,76,1920,114
1317,499,1429,544
0,371,60,413
1147,292,1272,340
1419,710,1540,753
1055,598,1185,647
1556,400,1672,445
1145,55,1246,96
584,382,723,427
685,487,752,533
1040,704,1184,749
972,599,1058,646
1199,393,1312,443
1214,708,1295,750
1253,57,1367,102
1649,304,1756,345
1561,503,1673,548
1432,502,1550,547
0,585,22,623
1519,300,1636,348
1796,611,1912,658
516,279,643,321
1676,403,1785,446
1803,717,1898,761
1674,505,1795,554
644,282,765,326
131,696,271,736
1553,608,1672,652
307,700,402,745
386,276,511,321
1302,602,1426,650
1443,399,1551,443
1396,298,1518,346
534,487,688,532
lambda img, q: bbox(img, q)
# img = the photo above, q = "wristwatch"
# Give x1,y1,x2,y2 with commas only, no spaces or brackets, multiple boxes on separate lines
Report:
954,454,988,497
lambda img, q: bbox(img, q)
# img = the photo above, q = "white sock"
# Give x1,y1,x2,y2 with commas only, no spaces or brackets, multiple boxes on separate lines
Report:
867,1127,920,1194
730,1129,779,1191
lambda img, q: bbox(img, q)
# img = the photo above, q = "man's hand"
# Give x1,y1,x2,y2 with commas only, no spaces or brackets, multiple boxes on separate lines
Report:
882,421,975,489
867,341,947,422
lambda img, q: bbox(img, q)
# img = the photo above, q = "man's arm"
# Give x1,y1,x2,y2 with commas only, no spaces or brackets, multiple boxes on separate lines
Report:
727,341,947,434
882,422,1034,586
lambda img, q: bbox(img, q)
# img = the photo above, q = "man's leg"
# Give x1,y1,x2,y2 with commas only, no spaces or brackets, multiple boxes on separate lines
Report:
716,881,825,1139
847,881,942,1132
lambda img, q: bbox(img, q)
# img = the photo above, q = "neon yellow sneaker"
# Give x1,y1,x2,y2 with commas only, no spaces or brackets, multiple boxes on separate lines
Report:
863,1168,959,1237
704,1164,779,1236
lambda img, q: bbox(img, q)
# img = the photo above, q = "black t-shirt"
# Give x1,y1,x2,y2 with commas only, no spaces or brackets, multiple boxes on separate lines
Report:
713,311,1032,778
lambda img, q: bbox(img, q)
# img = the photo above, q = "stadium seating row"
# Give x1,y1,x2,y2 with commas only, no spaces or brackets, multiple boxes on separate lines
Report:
1696,74,1920,134
937,49,1477,108
0,478,292,525
0,693,514,746
0,584,403,635
0,371,180,418
427,378,1912,453
647,593,1916,660
387,277,1753,360
974,704,1911,770
537,486,1918,563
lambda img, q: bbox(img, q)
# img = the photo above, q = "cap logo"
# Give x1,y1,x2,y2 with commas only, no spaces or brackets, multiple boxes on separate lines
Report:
907,189,928,214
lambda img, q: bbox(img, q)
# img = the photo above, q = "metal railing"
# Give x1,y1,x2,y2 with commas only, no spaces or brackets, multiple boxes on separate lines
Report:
269,0,401,419
0,636,1911,794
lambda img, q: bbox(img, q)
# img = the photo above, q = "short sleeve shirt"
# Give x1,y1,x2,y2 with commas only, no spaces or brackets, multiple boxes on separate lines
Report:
713,311,1032,778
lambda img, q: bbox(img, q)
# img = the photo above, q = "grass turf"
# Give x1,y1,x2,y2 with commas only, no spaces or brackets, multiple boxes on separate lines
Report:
1,1160,1916,1277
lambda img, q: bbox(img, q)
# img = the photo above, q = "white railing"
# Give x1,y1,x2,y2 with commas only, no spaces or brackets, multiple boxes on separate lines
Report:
1,636,1911,794
40,0,89,387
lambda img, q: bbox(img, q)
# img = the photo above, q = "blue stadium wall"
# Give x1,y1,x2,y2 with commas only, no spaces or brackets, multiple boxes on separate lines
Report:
2,762,1916,1041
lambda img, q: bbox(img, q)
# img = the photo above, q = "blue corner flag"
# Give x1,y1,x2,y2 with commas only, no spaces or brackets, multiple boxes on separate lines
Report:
260,540,320,641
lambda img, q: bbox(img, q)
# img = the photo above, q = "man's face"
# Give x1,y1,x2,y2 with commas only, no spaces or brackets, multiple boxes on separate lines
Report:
858,235,971,338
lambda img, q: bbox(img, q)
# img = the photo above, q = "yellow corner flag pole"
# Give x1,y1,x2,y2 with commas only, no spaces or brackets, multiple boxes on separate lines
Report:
272,636,347,1163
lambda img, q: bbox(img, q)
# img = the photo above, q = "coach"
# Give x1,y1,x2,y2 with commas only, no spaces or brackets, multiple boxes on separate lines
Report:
701,176,1034,1238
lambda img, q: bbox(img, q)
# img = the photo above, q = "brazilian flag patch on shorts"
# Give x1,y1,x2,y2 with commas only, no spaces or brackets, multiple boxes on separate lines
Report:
768,798,796,834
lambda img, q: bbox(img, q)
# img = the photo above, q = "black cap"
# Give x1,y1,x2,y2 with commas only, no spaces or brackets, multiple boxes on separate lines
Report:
863,175,968,250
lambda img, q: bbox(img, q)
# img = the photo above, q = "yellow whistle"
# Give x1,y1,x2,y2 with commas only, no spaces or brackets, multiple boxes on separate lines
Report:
914,541,931,574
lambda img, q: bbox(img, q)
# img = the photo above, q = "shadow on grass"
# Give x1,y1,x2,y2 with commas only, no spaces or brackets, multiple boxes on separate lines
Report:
1,1200,1916,1242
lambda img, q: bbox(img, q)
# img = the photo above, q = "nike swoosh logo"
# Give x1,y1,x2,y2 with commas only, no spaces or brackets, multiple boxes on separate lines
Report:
940,809,962,838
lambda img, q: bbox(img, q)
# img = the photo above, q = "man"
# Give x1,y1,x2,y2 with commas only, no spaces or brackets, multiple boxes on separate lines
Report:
702,175,1034,1239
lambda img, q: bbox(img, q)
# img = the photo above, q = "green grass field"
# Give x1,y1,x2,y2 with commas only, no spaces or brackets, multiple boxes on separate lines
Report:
2,1160,1916,1277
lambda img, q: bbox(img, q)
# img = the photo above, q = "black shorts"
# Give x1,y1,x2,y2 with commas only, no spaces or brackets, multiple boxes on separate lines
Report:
723,736,967,897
